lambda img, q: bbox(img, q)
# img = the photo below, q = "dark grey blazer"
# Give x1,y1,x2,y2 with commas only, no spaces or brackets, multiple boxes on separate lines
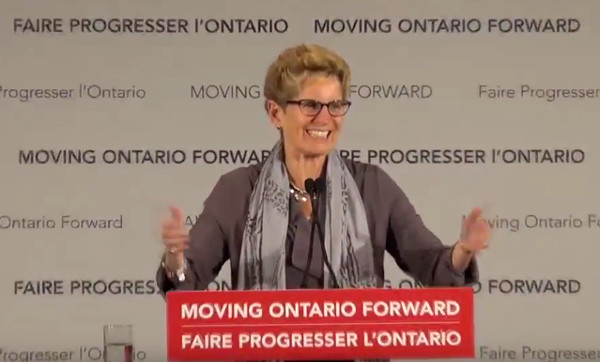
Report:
156,159,478,293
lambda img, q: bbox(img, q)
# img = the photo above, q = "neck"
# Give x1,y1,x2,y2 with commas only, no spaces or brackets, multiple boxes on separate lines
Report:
284,146,326,190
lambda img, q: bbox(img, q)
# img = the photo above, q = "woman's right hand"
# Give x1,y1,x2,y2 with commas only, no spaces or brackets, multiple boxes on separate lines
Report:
161,206,190,271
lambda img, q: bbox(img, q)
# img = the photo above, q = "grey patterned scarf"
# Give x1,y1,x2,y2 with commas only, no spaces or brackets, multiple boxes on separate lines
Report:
236,140,378,290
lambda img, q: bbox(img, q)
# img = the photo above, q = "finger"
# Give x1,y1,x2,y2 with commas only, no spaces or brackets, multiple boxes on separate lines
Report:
162,223,183,234
170,206,184,225
163,238,190,246
468,219,488,235
465,207,483,224
163,221,184,233
163,243,190,252
166,244,189,254
162,230,189,239
163,233,190,243
165,242,190,253
164,239,190,247
162,217,179,227
461,216,480,241
168,242,190,250
475,243,489,253
162,236,190,245
472,219,489,230
162,217,188,230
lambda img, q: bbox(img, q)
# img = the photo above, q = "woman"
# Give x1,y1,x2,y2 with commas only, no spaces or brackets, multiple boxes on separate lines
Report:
157,43,488,293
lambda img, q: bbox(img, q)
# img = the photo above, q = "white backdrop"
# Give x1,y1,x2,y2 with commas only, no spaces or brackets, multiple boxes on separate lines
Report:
1,0,600,361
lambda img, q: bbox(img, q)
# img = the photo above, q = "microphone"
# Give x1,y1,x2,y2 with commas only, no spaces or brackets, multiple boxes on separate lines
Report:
303,177,340,289
300,178,317,288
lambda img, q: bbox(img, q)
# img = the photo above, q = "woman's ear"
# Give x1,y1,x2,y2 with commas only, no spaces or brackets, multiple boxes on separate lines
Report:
265,99,283,129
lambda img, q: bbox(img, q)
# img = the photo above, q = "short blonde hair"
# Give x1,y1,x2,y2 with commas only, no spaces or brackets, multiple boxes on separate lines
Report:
263,43,351,110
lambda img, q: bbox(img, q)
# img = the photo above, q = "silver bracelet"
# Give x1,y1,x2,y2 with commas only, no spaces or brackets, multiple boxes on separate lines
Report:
162,255,188,283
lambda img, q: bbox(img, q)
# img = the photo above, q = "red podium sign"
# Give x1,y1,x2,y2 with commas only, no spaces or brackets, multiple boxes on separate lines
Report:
166,287,474,361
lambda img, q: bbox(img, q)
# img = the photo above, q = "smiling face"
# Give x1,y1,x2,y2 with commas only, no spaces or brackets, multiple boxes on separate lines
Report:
268,75,349,158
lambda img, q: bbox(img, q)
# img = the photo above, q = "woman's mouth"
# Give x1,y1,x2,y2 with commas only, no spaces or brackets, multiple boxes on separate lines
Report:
306,130,331,139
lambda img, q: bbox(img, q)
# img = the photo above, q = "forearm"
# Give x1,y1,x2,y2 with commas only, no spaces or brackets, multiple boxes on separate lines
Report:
386,203,479,286
374,165,479,286
451,241,475,272
156,258,198,298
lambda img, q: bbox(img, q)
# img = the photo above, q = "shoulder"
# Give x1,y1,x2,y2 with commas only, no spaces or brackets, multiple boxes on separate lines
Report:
200,162,264,229
216,162,264,190
204,162,264,205
206,158,403,204
342,158,401,196
342,159,417,228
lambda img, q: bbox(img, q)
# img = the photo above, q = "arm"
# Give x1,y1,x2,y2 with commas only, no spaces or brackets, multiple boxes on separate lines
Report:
380,171,479,287
156,209,229,296
156,176,232,297
452,241,477,273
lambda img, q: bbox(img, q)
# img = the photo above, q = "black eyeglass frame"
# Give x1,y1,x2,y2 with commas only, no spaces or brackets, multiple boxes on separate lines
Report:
286,99,352,117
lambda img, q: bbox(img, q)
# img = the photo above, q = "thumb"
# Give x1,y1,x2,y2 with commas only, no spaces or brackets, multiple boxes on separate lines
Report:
169,206,184,224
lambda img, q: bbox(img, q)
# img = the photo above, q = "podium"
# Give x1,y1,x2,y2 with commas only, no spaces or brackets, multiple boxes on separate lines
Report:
165,287,474,361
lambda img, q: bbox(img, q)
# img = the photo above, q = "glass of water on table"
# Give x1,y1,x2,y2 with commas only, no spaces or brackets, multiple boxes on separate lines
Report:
103,324,133,362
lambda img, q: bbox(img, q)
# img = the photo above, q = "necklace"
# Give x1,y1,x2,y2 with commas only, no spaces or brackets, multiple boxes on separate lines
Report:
289,182,309,202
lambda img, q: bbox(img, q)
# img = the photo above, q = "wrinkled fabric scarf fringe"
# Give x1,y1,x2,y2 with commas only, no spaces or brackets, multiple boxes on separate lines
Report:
237,140,382,362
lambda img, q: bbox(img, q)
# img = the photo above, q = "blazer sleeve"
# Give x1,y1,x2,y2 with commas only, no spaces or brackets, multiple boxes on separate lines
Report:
156,175,233,297
377,168,479,287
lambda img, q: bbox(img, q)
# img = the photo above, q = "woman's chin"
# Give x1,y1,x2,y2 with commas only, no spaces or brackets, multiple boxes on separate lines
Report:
300,145,335,158
284,137,338,158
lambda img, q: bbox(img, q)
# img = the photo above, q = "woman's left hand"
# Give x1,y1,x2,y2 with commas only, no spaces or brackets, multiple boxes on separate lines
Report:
459,207,490,254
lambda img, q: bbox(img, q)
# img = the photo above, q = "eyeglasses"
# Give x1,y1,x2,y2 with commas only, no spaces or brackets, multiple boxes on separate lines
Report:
286,99,351,117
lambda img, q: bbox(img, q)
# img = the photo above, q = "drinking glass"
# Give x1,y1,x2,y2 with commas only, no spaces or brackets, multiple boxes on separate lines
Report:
103,324,133,362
